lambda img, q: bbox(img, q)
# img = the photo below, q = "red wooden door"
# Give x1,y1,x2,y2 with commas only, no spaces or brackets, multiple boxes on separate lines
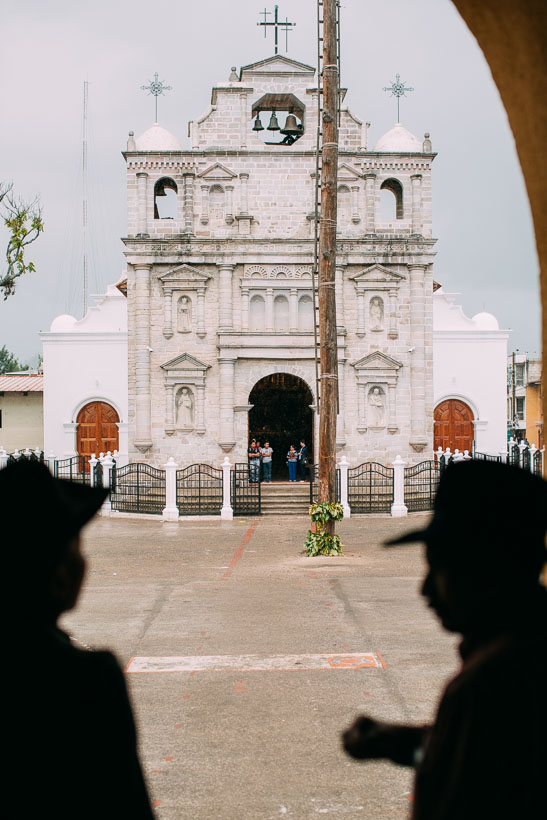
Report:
434,399,474,453
76,402,119,459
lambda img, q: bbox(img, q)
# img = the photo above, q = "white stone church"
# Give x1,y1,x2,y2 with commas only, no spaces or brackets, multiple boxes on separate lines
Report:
41,56,509,471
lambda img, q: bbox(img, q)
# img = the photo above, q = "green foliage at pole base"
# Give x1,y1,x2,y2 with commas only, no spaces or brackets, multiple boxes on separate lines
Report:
304,502,344,556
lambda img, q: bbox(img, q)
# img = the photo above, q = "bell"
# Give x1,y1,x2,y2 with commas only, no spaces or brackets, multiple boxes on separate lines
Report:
155,180,167,197
252,114,264,132
280,112,300,136
267,111,280,131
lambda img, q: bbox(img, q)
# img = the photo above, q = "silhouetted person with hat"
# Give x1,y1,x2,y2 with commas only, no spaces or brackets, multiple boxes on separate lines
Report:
2,460,154,819
342,460,547,818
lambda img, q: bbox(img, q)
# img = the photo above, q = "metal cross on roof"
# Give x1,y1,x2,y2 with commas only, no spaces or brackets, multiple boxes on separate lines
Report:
141,72,173,124
383,74,414,123
257,5,295,55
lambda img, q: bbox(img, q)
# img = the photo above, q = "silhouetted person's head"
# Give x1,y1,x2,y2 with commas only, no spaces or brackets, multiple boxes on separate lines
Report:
387,461,547,635
0,460,108,623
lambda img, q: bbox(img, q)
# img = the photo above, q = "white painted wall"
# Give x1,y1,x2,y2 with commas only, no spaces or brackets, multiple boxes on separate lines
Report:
40,285,128,460
433,289,509,455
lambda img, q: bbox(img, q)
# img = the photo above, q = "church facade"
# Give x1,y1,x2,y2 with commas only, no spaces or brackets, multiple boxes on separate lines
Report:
123,55,436,468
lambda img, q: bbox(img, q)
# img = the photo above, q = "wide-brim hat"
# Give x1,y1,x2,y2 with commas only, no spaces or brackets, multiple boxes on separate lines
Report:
0,459,108,545
385,460,547,569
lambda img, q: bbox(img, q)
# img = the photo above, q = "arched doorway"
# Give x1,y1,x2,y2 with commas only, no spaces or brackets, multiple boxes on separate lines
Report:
76,401,120,459
249,374,313,480
434,399,475,453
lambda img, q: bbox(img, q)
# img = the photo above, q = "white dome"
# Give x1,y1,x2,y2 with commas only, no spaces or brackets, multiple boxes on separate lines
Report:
135,124,182,151
472,311,499,330
374,123,422,153
50,314,77,331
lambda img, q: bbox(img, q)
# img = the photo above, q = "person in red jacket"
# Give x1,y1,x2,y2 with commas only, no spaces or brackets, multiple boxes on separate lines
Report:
342,460,547,819
2,460,155,819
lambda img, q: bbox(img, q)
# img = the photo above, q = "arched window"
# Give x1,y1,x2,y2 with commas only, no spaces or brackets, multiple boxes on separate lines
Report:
379,178,404,220
154,177,178,220
298,295,314,330
209,185,225,221
249,295,265,331
274,295,289,330
337,185,351,225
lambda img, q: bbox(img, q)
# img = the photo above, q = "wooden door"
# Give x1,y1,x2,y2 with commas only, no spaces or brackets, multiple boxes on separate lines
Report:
434,399,474,453
76,402,119,458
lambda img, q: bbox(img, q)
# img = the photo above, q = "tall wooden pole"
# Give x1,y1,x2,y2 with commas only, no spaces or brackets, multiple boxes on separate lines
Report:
317,0,339,532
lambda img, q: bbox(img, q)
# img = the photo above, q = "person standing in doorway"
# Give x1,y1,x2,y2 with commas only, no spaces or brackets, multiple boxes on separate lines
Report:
297,440,309,482
286,445,298,482
261,441,273,482
248,439,261,483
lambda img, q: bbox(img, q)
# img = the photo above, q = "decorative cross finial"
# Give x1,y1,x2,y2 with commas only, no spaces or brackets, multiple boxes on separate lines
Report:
141,72,173,124
257,5,295,55
383,74,414,123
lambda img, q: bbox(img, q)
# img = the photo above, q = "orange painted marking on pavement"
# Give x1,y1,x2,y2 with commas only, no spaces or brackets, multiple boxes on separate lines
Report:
221,520,258,580
153,800,161,808
376,651,387,668
165,756,173,762
123,657,135,673
183,695,190,700
175,724,182,728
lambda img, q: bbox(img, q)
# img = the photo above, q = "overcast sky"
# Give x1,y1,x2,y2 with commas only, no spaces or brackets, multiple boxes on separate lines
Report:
0,0,540,363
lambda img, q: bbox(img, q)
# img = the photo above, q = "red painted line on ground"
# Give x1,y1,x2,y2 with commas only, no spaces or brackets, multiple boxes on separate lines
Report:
221,520,258,580
123,657,135,673
376,651,387,668
153,800,161,808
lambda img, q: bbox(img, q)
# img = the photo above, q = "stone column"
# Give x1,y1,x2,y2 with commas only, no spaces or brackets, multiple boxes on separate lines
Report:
409,264,428,450
364,173,376,234
335,265,345,329
239,173,249,214
134,263,153,451
387,383,398,432
165,384,175,435
163,287,173,338
351,185,360,223
289,288,298,331
357,383,367,432
136,172,149,237
218,264,235,330
336,359,346,446
338,455,351,518
219,358,236,451
200,184,210,224
356,289,366,336
265,288,274,330
388,288,398,339
410,174,423,235
62,422,78,456
241,286,250,330
195,383,206,434
196,287,206,337
225,185,234,223
183,172,195,234
240,93,248,149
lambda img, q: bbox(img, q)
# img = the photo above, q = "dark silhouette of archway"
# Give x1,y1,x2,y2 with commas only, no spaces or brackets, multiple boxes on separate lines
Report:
249,373,314,480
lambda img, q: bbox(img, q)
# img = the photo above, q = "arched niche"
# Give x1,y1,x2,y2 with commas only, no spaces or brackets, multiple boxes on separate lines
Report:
154,177,178,220
249,294,265,331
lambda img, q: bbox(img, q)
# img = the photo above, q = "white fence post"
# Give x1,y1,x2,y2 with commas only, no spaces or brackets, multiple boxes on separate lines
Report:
101,452,113,513
518,440,527,466
529,444,537,472
0,447,7,470
46,452,56,473
162,457,180,521
391,455,408,517
499,450,507,463
338,455,350,518
453,450,465,462
221,457,233,520
89,454,97,488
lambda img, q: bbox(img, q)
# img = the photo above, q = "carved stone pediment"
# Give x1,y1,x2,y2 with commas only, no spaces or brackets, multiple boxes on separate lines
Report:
161,353,211,374
352,351,403,374
352,352,403,434
158,264,212,289
197,163,237,181
349,264,405,288
337,163,361,182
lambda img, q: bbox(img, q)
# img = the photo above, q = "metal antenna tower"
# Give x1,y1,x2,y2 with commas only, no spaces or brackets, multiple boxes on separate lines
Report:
82,80,88,316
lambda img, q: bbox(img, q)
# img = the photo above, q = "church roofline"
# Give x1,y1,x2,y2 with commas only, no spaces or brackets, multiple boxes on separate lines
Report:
239,55,316,75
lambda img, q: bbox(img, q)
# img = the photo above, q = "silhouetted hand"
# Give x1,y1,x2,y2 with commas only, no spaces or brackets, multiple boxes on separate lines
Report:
342,716,426,767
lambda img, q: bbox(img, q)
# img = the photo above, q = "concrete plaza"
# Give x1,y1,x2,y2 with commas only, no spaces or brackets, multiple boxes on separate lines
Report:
62,513,459,819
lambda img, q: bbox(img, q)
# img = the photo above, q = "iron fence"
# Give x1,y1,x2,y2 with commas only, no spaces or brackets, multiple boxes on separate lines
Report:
54,455,89,484
309,464,341,504
404,461,439,512
348,462,394,513
176,464,223,515
508,442,520,467
533,449,543,476
110,463,166,515
473,452,502,463
231,463,261,515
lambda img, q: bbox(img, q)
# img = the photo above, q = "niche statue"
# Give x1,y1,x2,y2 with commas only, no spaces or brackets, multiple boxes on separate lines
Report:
177,296,192,333
368,387,385,427
176,387,194,428
369,297,384,331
